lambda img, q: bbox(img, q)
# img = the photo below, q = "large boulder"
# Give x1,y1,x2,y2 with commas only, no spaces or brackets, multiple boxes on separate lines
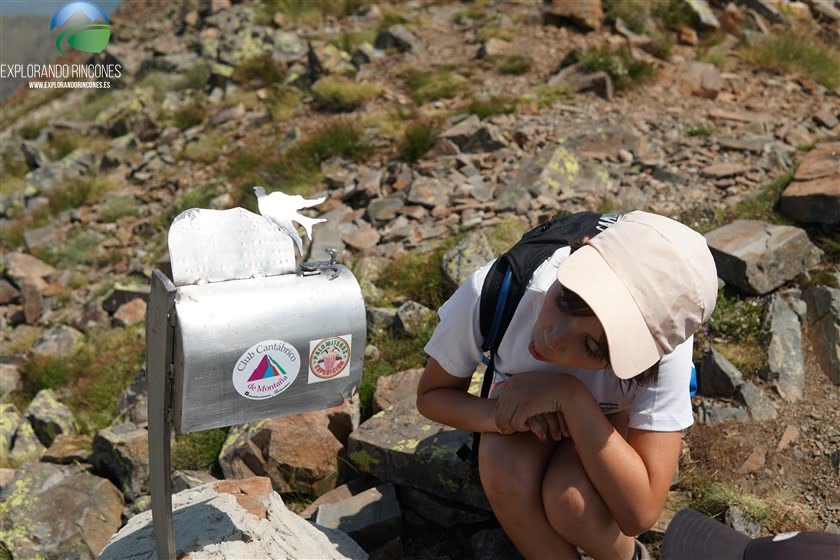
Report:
99,477,367,560
0,462,124,560
441,230,494,290
780,143,840,225
25,388,79,446
372,368,424,414
803,285,840,384
89,421,149,502
219,411,343,495
347,397,490,511
704,220,823,295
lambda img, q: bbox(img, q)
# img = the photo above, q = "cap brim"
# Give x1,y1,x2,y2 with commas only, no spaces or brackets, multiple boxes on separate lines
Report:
555,245,660,379
662,509,751,560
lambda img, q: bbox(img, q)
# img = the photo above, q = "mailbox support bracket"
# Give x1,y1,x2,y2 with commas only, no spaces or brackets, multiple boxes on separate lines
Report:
147,269,177,559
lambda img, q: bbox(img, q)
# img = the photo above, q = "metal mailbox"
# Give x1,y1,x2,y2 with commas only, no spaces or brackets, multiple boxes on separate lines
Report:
147,204,365,559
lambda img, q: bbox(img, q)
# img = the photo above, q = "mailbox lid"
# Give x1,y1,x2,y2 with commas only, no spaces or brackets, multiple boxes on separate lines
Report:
172,266,366,432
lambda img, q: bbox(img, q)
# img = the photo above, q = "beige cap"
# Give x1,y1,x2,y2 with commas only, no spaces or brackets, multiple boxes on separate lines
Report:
555,211,718,379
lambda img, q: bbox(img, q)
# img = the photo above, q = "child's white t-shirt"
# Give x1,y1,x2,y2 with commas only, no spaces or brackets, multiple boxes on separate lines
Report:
423,246,695,432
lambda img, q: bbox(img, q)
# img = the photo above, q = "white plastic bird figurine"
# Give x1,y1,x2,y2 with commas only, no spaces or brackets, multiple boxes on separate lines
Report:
253,186,326,255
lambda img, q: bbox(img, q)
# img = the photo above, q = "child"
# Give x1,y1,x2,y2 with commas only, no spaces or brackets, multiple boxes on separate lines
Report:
417,211,718,560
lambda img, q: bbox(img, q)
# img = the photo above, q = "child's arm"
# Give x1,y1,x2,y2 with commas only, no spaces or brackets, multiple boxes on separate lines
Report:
416,358,511,435
495,372,679,535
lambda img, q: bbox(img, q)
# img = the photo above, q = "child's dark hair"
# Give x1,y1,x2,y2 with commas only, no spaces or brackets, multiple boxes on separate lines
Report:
555,284,660,386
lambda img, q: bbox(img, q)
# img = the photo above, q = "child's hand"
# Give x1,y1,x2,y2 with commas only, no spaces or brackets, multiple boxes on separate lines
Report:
526,412,570,442
494,372,582,433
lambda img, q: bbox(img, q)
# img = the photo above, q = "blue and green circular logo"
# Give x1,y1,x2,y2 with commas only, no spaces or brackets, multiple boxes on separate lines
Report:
50,1,111,56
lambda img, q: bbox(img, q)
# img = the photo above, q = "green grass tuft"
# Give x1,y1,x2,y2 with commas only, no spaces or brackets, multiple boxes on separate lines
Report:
694,288,767,376
407,69,469,104
172,428,229,471
742,29,840,89
462,95,518,120
34,230,120,269
398,119,441,163
48,175,115,215
490,54,533,75
580,47,656,91
18,326,145,430
685,122,718,137
100,195,138,223
533,83,575,108
311,76,382,111
173,62,211,91
232,54,287,86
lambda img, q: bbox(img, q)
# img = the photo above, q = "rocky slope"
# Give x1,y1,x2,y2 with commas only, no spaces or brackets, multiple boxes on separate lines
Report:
0,0,838,558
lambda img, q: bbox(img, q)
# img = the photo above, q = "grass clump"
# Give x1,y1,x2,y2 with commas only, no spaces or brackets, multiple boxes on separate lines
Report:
462,95,518,120
229,120,373,206
580,47,656,91
311,76,382,111
398,118,441,163
48,175,115,215
100,195,138,222
695,288,767,376
173,62,211,91
232,54,287,86
266,85,304,122
407,69,469,104
181,134,227,163
172,428,228,471
34,230,120,269
477,22,516,42
603,0,653,34
685,122,718,137
171,104,206,131
490,54,533,76
253,0,364,26
742,29,840,89
18,326,145,430
533,83,574,108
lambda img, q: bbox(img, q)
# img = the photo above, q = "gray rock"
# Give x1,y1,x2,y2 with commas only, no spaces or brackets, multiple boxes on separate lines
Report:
42,434,93,464
102,284,151,314
367,307,397,331
171,470,218,493
0,403,21,454
477,38,511,59
681,61,722,99
407,176,449,208
374,24,424,53
717,135,774,154
9,419,46,464
398,486,491,528
0,468,15,491
441,230,494,290
301,478,375,521
780,142,840,225
23,148,98,195
439,115,507,153
0,462,124,560
698,349,744,397
0,279,20,305
394,301,435,336
0,363,20,398
219,25,274,66
367,196,405,225
352,43,382,67
308,41,355,77
803,285,840,384
2,252,56,288
272,30,310,65
704,220,823,295
29,325,84,358
23,223,64,252
726,506,762,538
116,367,148,426
548,63,613,101
696,402,749,425
497,144,612,212
90,421,149,502
342,224,382,251
99,477,367,560
739,0,783,23
764,296,805,402
218,412,343,495
25,389,78,446
348,398,490,511
372,368,424,414
315,484,402,551
735,382,778,421
20,139,48,169
684,0,720,28
471,528,524,560
309,206,355,259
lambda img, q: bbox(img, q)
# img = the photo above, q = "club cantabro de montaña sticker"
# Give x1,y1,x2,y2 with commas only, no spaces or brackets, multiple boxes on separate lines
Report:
232,340,300,400
308,335,351,383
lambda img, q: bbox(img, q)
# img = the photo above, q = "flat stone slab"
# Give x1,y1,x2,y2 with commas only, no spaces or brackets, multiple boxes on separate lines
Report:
347,398,490,511
781,143,840,225
704,220,822,295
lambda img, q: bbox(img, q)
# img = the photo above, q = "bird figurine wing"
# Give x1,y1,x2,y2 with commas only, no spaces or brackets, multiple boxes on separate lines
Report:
253,186,326,255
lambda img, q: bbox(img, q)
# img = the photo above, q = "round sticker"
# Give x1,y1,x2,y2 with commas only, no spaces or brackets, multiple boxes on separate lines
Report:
309,336,351,381
232,340,300,400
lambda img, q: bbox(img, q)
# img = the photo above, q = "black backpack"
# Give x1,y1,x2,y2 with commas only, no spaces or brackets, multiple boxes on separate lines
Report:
460,211,622,462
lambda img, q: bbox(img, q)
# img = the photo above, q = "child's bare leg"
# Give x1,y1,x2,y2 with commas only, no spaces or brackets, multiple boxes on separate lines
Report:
542,442,635,560
479,432,580,560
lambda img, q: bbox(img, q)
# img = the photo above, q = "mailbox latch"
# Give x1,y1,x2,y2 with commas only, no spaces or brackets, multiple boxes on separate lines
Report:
300,247,340,280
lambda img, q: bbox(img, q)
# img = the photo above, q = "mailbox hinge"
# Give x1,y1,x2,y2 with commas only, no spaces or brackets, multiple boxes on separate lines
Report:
164,307,177,424
299,247,340,280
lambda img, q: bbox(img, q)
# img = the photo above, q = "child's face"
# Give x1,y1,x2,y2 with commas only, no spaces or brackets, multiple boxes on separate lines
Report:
529,281,609,370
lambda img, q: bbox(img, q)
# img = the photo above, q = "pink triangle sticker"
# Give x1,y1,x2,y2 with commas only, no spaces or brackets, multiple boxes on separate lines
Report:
247,355,269,382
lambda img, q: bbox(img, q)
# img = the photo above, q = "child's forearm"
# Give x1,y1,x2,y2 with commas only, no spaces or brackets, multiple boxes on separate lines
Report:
417,387,500,434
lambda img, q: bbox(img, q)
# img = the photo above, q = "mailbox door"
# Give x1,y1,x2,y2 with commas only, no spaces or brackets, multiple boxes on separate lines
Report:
172,266,365,432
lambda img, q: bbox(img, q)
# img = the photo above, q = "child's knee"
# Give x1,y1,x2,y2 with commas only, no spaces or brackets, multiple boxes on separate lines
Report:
478,435,542,498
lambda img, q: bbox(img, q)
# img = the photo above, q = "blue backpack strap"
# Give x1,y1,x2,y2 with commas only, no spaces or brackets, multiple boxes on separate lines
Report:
482,268,513,352
689,363,698,397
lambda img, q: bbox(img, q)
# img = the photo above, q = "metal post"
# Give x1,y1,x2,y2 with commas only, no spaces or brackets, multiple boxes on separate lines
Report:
147,270,177,559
